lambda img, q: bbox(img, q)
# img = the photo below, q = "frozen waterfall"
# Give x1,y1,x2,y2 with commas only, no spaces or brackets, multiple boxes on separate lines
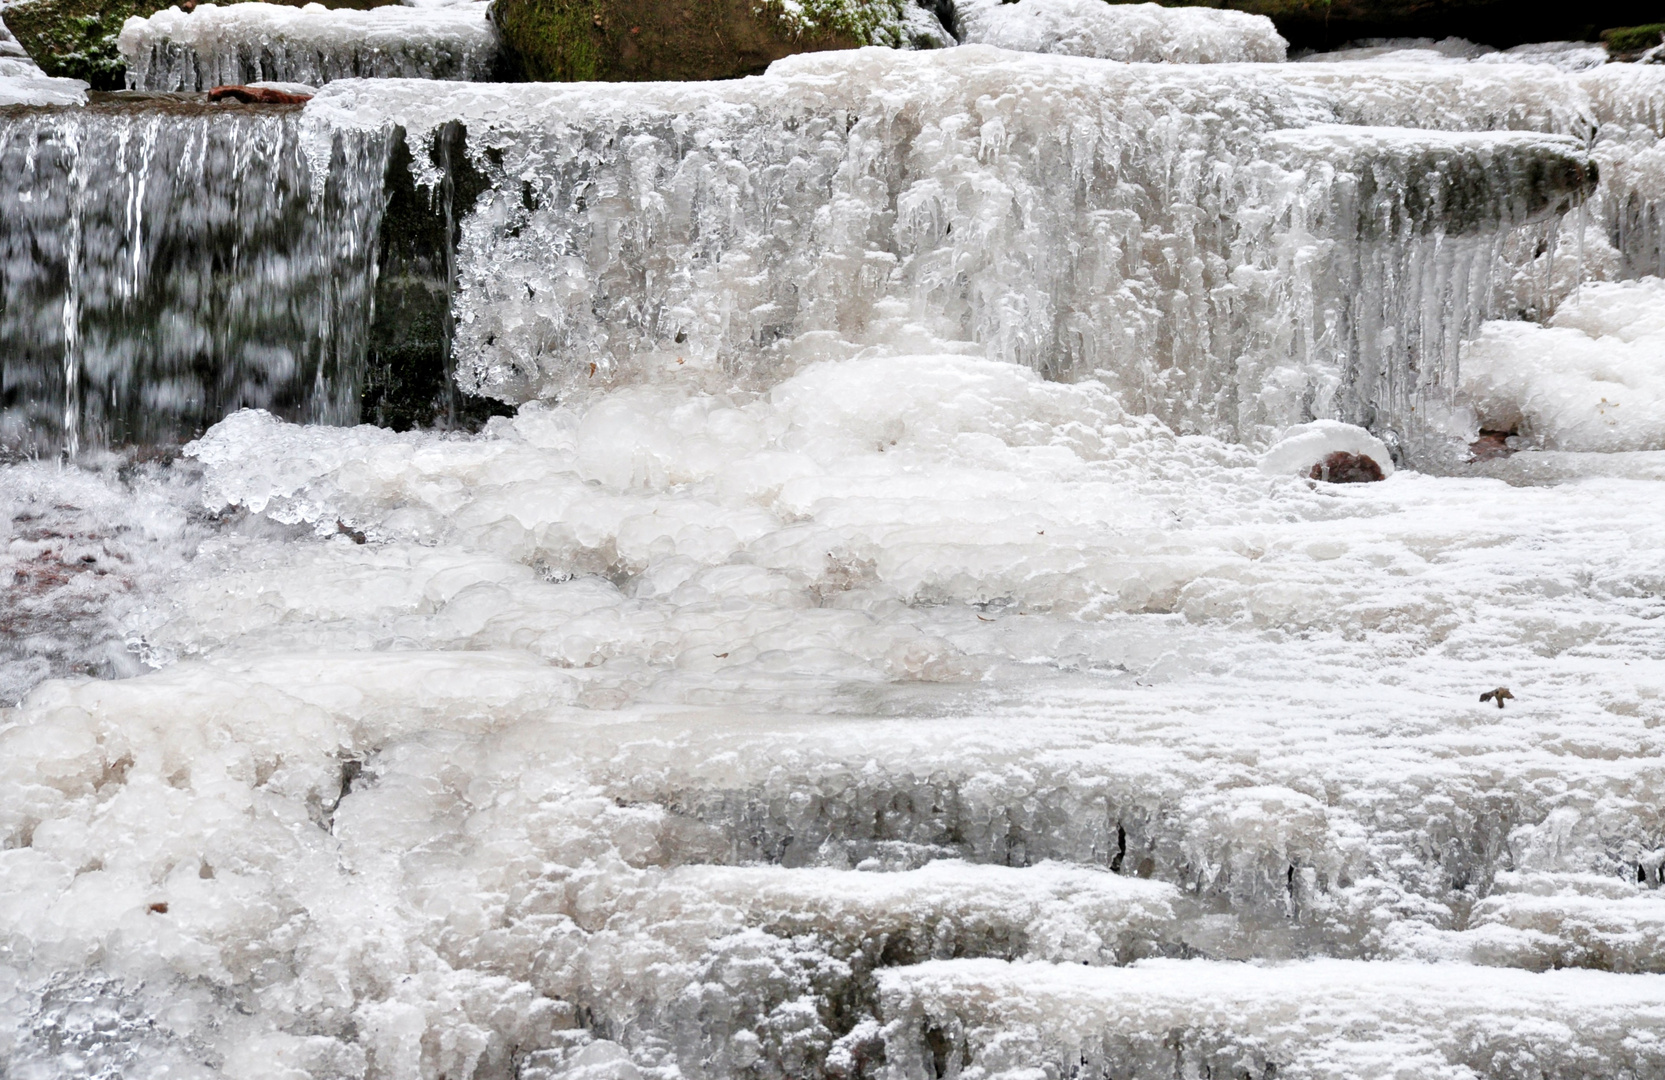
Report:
6,12,1665,1080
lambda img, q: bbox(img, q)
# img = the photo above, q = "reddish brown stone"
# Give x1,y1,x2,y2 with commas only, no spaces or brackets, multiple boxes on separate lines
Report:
208,85,313,105
1468,429,1516,461
1308,451,1385,484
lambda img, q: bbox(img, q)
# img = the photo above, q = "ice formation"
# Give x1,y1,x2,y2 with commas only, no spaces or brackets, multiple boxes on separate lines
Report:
0,11,88,105
952,0,1286,64
7,360,1665,1075
1461,277,1665,451
304,49,1597,460
1257,419,1394,478
119,1,503,92
6,20,1665,1080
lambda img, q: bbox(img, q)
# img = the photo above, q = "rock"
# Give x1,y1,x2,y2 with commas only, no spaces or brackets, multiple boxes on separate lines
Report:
490,0,943,83
3,0,401,90
1119,1,1665,51
1259,420,1396,481
207,83,312,103
1307,451,1386,483
1602,24,1665,62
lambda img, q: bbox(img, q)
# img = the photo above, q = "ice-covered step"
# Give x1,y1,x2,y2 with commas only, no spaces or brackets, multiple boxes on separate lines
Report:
118,1,504,92
951,0,1286,63
304,49,1594,458
1264,126,1594,239
877,957,1665,1079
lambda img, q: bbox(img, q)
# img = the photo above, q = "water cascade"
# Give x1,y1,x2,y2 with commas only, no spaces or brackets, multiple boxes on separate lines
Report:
5,5,1665,1079
0,95,388,453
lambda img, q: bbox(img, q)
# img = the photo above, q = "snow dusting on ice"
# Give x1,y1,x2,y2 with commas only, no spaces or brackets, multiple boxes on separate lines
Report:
1462,277,1665,451
953,0,1286,63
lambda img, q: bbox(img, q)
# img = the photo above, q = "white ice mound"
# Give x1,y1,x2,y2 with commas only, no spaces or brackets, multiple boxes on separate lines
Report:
1258,420,1395,478
1460,278,1665,452
0,14,88,105
118,1,501,91
953,0,1286,63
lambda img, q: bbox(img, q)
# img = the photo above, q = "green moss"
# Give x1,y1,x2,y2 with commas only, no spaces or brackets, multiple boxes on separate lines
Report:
1602,23,1665,53
490,0,605,82
3,0,148,89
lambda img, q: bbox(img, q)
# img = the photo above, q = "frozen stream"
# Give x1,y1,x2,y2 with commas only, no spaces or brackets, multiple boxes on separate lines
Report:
5,9,1665,1080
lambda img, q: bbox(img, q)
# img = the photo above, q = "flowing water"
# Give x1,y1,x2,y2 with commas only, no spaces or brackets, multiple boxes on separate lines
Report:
4,7,1665,1080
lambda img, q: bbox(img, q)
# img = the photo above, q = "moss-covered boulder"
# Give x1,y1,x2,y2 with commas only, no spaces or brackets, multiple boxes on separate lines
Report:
3,0,400,90
491,0,930,82
1603,24,1665,60
1119,1,1665,50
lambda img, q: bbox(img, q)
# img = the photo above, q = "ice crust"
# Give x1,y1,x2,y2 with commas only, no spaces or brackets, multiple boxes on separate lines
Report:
305,49,1599,456
880,958,1665,1079
952,0,1286,64
1461,277,1665,451
119,1,503,92
7,364,1665,1075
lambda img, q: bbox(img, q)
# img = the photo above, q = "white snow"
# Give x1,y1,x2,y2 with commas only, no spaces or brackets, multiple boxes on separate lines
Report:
118,1,502,91
1258,420,1395,478
0,12,87,105
1461,277,1665,451
953,0,1286,63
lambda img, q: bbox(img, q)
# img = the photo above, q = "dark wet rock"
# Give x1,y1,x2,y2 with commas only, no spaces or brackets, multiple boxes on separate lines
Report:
1603,24,1665,61
3,0,400,91
490,0,921,82
208,84,313,104
1309,451,1385,483
362,123,513,432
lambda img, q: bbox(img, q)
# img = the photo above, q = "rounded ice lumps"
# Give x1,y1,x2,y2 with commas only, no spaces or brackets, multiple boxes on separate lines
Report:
1258,421,1393,483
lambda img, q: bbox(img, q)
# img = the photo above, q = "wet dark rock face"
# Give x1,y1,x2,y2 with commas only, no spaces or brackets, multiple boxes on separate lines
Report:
490,0,872,82
363,123,512,432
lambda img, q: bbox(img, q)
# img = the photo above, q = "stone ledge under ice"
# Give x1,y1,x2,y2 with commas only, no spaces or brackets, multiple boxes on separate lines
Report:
119,0,501,91
879,957,1665,1078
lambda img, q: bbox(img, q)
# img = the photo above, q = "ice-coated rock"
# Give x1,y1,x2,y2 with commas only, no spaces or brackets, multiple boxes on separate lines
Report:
952,0,1287,63
1258,419,1396,477
305,48,1595,459
0,10,87,103
119,1,505,91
